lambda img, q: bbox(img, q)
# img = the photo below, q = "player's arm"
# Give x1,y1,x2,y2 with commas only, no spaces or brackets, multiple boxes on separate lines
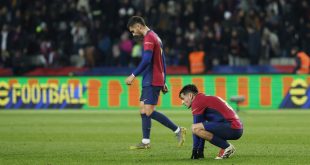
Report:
161,51,168,94
126,36,154,85
191,114,205,159
162,50,167,83
125,50,152,85
132,50,153,76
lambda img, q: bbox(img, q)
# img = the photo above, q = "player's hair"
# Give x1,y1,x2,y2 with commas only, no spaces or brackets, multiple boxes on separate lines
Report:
127,16,146,28
179,84,198,98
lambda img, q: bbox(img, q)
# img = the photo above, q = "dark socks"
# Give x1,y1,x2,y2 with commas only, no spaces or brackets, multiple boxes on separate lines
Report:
141,114,151,139
210,135,229,149
149,111,178,132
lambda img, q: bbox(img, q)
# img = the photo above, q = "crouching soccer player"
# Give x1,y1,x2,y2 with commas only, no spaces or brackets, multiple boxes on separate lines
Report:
179,84,243,159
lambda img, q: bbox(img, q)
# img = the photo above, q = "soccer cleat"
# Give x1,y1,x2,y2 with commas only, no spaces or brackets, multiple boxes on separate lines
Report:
215,144,236,159
176,127,187,147
129,142,151,150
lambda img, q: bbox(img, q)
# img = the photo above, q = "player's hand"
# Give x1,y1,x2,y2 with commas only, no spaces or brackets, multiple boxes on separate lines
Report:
197,149,204,159
190,149,199,159
125,74,135,85
161,84,169,94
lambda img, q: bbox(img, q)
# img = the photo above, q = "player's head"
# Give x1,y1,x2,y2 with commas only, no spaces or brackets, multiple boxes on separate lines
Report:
179,84,198,108
127,16,146,42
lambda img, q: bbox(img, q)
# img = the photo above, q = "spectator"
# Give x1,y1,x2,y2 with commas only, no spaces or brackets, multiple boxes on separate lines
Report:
98,33,112,66
291,46,310,74
229,29,242,66
71,21,88,54
185,21,201,52
0,24,12,67
119,31,133,66
0,0,309,73
112,42,120,66
246,24,261,65
131,42,142,67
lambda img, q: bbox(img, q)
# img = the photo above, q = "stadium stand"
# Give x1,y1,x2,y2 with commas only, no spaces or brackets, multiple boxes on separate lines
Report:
0,0,309,75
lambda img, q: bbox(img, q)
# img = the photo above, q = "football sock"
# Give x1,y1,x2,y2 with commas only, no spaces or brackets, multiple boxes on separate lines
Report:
210,135,229,149
141,114,151,140
142,138,150,144
174,127,180,133
150,111,178,132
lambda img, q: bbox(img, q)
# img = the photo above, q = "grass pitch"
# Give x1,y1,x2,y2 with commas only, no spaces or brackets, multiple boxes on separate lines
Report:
0,110,310,165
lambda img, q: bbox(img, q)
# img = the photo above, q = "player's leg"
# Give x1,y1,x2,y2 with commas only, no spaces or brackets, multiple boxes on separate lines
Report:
144,86,186,146
147,105,178,132
192,122,242,159
191,114,205,159
130,88,152,149
146,105,187,147
145,86,178,131
206,122,242,159
140,101,152,145
191,123,216,141
192,123,231,159
192,122,241,140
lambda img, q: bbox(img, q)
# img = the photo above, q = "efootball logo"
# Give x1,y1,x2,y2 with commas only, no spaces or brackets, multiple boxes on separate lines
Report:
280,79,310,108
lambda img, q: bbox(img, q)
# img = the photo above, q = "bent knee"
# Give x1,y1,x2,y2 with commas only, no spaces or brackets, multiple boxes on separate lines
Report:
144,108,154,117
145,111,153,117
191,123,202,134
140,109,153,116
231,129,243,140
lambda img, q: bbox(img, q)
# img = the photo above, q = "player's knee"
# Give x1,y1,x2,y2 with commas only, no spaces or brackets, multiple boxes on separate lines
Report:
145,111,152,117
139,101,144,107
140,108,145,114
144,108,154,117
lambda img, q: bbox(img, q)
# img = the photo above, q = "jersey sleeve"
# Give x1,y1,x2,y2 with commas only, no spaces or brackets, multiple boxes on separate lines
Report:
132,51,152,76
143,35,155,52
162,52,167,83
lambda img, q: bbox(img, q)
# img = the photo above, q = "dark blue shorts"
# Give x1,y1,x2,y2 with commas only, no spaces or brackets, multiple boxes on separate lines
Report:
203,121,243,140
140,86,162,105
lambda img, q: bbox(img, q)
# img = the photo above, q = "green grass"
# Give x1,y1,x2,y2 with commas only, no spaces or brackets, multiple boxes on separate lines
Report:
0,110,310,165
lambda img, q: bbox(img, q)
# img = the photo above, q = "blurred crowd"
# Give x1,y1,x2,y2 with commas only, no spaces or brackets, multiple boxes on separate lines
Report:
0,0,310,73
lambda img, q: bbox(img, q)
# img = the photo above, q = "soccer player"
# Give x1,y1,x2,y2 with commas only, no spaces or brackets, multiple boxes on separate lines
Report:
125,16,186,149
179,84,243,159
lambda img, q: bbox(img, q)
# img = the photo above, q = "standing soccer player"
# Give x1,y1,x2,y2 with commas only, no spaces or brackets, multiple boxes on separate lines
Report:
179,84,243,159
125,16,186,149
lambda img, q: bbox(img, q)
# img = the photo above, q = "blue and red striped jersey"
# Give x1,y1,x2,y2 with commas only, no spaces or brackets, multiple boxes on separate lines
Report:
141,30,166,87
191,93,243,129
